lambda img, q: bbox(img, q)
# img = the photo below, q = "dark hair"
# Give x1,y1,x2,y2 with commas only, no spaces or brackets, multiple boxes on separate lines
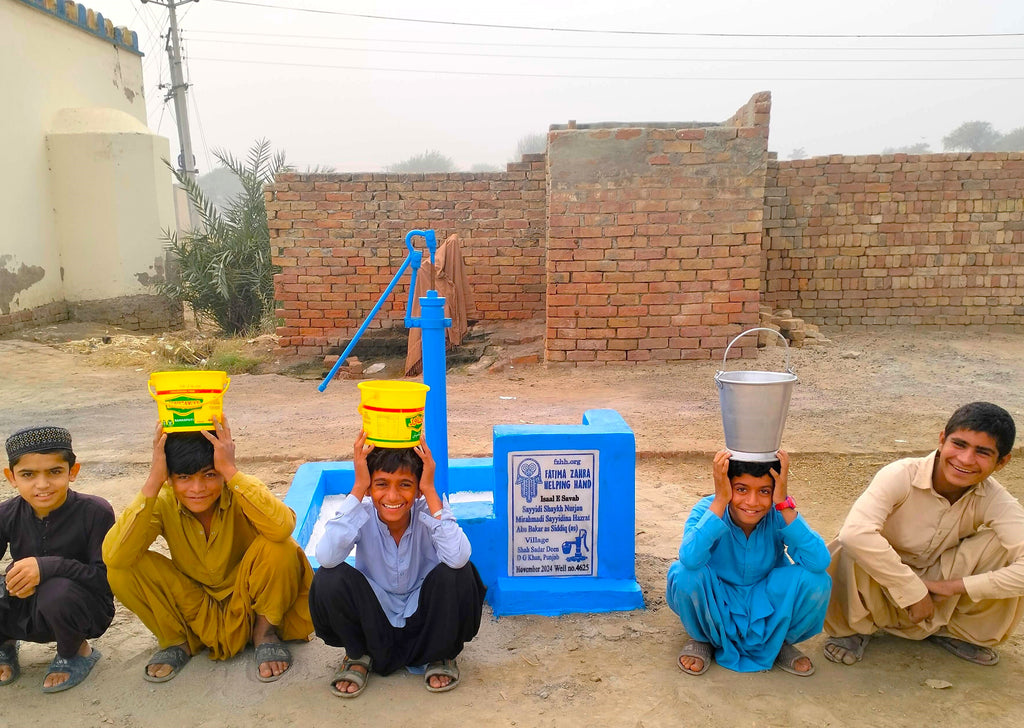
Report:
727,458,779,484
165,432,215,476
944,402,1016,459
9,448,76,469
366,447,423,482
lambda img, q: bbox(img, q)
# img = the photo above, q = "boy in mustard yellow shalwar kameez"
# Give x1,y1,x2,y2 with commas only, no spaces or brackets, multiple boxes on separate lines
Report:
103,416,313,683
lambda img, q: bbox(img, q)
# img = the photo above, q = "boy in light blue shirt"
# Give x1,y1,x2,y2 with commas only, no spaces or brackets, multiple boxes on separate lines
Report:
309,432,485,698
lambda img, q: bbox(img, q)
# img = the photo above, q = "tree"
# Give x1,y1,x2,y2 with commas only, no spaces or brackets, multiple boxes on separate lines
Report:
159,139,285,335
385,150,456,173
469,162,502,173
997,127,1024,152
882,142,932,155
515,133,547,158
942,121,1001,152
787,147,807,160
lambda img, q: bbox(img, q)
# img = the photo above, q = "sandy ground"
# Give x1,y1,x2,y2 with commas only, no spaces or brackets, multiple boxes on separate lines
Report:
2,324,1024,727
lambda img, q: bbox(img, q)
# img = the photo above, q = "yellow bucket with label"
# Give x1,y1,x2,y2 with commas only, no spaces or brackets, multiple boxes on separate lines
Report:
148,371,231,432
358,381,430,448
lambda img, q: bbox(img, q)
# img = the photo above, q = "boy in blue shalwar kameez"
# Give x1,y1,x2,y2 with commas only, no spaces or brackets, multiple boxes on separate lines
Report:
666,449,831,676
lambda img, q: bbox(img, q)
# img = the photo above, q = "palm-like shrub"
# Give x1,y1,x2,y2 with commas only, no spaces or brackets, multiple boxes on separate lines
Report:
160,139,285,335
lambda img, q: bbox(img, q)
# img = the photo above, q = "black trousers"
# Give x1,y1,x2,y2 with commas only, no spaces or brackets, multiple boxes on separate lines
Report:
309,562,485,676
0,577,114,658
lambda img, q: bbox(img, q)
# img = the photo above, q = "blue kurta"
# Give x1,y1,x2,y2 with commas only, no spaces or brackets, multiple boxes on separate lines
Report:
666,495,832,672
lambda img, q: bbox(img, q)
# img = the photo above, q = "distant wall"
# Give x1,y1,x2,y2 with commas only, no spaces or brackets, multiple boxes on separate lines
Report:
544,92,771,363
271,93,1024,365
764,153,1024,327
268,158,546,357
0,0,179,335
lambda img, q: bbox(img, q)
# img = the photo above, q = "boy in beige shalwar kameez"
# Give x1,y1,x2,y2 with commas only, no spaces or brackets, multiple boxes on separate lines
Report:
825,402,1024,666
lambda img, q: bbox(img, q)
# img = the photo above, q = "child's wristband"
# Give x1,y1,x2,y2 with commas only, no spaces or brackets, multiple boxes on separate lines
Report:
432,509,443,518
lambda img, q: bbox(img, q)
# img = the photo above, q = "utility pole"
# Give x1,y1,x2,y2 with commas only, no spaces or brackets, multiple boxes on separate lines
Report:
144,0,199,181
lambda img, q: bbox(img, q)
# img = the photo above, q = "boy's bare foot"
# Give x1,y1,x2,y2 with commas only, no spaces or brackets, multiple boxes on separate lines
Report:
677,639,713,675
147,643,191,680
0,640,18,684
335,661,368,693
43,641,92,689
823,634,871,665
253,615,290,680
330,654,372,697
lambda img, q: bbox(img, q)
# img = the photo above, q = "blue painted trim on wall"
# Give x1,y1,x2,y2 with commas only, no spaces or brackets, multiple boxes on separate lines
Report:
15,0,142,55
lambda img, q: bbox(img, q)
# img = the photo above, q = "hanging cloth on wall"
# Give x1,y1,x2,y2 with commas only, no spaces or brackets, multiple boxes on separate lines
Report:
404,234,475,376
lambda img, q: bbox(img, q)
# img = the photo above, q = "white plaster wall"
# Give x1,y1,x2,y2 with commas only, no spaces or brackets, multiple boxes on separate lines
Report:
47,109,174,301
0,0,172,312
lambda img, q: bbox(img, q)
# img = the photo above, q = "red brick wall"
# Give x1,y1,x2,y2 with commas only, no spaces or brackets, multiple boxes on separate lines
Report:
0,301,69,336
764,153,1024,327
544,92,771,363
268,157,546,357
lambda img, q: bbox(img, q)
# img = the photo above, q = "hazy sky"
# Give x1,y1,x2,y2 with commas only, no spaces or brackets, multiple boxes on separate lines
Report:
83,0,1024,173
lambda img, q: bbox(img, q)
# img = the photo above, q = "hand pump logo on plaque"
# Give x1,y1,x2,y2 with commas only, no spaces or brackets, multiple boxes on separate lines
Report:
509,451,598,576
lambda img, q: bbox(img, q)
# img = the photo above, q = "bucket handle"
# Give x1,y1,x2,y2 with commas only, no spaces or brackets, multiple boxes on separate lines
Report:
147,376,231,400
719,328,792,372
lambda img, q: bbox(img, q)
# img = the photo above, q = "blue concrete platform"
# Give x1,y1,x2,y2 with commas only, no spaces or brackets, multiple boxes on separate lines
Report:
284,409,644,617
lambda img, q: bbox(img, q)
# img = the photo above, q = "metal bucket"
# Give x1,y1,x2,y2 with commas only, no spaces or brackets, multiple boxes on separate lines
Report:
714,328,797,462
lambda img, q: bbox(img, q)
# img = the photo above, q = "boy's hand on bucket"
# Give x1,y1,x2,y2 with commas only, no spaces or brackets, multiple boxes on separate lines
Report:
414,437,443,518
709,449,733,519
202,415,238,482
351,430,374,500
143,422,169,497
770,450,790,505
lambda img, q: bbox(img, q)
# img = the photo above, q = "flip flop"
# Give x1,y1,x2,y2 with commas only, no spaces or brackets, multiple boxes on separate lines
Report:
143,645,191,683
0,641,20,687
41,648,102,693
823,634,870,665
677,639,713,676
330,654,372,698
254,642,293,683
928,635,999,666
774,642,815,676
424,658,460,693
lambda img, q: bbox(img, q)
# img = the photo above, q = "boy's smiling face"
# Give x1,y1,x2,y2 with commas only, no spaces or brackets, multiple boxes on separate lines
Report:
369,466,420,532
4,451,80,518
170,466,225,518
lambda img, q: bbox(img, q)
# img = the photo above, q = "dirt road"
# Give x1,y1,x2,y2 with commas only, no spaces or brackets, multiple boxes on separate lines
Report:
1,325,1023,727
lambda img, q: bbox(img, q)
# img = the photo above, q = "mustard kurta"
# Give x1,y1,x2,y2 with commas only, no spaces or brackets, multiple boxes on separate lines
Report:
103,472,313,659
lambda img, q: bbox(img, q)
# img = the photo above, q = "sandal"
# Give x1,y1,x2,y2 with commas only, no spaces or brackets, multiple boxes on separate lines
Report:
424,658,460,693
330,654,372,698
41,648,102,693
143,645,191,684
255,642,293,683
823,634,870,665
0,641,20,687
928,635,999,666
774,642,815,677
677,639,713,676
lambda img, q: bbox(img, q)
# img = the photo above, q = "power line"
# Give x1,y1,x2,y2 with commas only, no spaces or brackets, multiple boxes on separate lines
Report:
188,55,1024,81
184,28,1024,52
206,0,1024,39
184,38,1024,63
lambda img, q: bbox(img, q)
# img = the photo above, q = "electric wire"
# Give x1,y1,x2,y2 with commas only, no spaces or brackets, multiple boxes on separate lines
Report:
205,0,1024,39
181,28,1024,52
182,38,1024,63
187,55,1024,82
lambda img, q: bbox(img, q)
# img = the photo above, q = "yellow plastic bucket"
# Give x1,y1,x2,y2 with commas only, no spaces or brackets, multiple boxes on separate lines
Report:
358,380,430,448
148,371,231,432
